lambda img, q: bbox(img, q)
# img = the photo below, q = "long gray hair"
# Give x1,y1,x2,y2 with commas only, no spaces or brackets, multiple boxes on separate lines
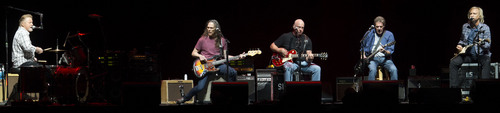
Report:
202,19,223,47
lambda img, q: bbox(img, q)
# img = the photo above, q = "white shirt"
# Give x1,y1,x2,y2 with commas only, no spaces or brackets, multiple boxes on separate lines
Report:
371,34,385,57
12,26,36,68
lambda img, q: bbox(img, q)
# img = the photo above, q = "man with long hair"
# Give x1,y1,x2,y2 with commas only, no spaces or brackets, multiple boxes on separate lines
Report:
176,19,244,104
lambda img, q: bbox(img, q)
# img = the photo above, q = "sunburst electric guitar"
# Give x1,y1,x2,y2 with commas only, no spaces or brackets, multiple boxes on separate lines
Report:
193,49,261,78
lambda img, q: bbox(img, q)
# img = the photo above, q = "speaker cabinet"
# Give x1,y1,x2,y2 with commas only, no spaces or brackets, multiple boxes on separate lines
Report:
160,80,194,104
336,77,360,102
236,75,255,104
361,80,400,104
256,69,284,102
3,73,19,100
407,76,442,88
471,79,500,104
210,82,248,105
281,81,322,105
408,88,461,104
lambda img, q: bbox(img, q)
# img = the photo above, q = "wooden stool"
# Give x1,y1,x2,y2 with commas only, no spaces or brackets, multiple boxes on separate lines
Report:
376,66,390,80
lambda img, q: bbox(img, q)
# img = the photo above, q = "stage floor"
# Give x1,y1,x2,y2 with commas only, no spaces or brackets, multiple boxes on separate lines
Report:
0,101,497,113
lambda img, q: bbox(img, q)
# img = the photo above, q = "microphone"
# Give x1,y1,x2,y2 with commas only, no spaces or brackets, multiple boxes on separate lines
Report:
369,25,374,30
469,17,474,22
31,25,43,30
294,27,301,34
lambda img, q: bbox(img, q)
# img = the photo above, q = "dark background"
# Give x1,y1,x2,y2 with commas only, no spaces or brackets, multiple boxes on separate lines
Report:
1,0,498,98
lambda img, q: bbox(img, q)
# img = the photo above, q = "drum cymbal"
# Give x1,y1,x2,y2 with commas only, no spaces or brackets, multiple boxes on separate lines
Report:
47,49,66,52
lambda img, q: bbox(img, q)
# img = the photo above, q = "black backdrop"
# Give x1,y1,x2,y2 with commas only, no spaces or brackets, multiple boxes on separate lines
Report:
1,0,498,97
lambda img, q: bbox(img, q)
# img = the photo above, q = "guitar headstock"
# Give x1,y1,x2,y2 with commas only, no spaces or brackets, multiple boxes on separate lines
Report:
319,52,328,60
247,49,262,57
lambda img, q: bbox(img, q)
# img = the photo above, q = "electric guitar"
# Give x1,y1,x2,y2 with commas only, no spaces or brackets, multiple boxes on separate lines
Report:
271,49,328,67
450,38,490,60
354,41,396,73
193,49,261,78
363,41,396,63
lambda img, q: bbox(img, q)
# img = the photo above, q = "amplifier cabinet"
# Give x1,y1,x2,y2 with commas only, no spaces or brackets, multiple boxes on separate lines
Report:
256,69,284,102
336,77,360,102
161,80,194,104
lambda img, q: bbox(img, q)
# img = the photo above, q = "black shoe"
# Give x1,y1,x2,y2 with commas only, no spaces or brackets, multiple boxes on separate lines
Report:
176,98,186,105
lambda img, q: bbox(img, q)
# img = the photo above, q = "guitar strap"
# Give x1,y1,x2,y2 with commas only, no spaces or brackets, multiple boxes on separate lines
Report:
371,31,386,54
219,37,225,60
301,34,310,54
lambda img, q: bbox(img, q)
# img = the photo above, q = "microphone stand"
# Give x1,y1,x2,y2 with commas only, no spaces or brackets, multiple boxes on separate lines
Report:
224,39,230,82
354,27,372,92
473,28,484,79
3,6,9,103
296,33,304,82
218,30,230,82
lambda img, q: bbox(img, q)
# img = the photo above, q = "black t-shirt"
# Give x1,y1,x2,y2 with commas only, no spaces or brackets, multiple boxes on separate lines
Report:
273,32,313,61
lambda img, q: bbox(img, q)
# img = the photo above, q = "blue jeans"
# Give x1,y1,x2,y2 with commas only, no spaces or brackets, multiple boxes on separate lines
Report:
368,57,398,80
283,61,321,81
183,64,237,101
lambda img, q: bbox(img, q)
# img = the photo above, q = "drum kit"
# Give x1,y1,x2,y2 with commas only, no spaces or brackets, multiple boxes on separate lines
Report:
19,32,91,104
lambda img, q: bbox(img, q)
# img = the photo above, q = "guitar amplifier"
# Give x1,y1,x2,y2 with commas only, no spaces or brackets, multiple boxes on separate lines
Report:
237,75,255,104
457,62,499,89
161,80,194,104
336,77,360,102
256,69,284,102
230,58,255,74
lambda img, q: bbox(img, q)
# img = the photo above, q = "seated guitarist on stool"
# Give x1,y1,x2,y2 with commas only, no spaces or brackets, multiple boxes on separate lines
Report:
176,19,245,104
270,19,321,81
450,6,492,88
360,16,398,80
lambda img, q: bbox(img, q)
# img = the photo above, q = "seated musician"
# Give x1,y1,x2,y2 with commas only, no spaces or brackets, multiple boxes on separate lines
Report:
360,16,398,80
449,6,492,88
176,19,245,104
270,19,321,81
11,14,44,71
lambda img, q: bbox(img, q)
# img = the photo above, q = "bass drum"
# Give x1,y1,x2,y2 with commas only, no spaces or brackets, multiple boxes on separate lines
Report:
53,66,89,104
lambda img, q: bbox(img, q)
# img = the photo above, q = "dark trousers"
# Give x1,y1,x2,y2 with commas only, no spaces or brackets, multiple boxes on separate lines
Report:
183,64,237,101
449,55,491,88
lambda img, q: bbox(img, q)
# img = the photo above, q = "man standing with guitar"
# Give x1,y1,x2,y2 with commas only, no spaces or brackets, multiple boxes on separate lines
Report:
360,16,398,80
270,19,321,81
177,19,245,104
449,6,492,88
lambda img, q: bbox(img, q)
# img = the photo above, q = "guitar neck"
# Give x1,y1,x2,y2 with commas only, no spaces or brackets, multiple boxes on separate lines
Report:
211,53,247,65
366,51,380,59
291,53,322,58
366,41,395,59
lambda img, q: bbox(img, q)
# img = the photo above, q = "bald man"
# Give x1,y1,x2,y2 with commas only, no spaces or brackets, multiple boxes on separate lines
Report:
270,19,321,81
